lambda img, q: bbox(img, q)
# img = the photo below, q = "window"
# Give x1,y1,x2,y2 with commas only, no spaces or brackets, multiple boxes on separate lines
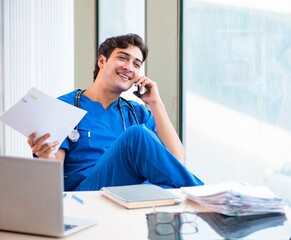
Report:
98,0,144,43
182,0,291,185
97,0,145,102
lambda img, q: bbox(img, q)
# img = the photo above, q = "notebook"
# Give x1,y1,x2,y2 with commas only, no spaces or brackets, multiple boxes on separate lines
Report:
0,155,97,237
100,184,181,209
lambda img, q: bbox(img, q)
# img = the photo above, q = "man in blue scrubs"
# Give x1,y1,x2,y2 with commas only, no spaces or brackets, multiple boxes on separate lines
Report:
27,33,203,191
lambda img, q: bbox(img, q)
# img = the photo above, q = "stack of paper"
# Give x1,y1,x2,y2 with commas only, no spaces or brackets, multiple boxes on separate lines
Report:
181,181,286,216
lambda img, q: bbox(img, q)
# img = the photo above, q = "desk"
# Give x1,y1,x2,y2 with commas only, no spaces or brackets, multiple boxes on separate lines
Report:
0,189,207,240
0,190,290,240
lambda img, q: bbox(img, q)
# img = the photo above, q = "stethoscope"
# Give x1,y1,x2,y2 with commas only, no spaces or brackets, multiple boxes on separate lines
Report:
68,89,139,142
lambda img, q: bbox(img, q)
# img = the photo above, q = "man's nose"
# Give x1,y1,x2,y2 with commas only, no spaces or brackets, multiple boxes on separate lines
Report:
123,61,134,72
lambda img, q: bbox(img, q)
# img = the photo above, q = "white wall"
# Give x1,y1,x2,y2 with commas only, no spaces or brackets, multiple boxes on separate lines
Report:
0,0,4,155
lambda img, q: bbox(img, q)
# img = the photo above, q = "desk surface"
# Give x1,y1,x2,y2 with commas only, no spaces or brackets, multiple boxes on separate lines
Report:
0,189,206,240
1,189,291,240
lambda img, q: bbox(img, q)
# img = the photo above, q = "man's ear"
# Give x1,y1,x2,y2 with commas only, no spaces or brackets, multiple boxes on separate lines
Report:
98,55,106,69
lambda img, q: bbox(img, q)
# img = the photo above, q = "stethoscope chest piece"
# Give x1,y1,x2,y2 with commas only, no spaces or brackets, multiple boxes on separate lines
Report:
68,89,139,142
68,129,80,142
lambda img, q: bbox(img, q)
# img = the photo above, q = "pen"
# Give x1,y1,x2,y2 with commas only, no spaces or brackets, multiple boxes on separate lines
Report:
71,194,84,205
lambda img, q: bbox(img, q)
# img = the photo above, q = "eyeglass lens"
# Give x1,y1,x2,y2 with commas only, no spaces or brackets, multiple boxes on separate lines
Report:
155,212,198,235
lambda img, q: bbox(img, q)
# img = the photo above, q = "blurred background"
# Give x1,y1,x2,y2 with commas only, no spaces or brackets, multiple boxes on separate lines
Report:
0,0,291,202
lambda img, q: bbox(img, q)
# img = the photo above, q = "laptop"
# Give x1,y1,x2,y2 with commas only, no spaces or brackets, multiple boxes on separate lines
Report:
0,155,97,237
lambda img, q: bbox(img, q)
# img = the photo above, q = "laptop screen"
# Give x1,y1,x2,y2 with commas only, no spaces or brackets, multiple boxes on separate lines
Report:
0,155,65,236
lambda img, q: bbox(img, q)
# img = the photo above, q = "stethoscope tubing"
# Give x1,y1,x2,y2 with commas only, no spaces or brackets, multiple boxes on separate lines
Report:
68,89,139,142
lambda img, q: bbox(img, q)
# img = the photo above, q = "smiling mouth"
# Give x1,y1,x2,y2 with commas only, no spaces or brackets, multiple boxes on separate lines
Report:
118,73,131,81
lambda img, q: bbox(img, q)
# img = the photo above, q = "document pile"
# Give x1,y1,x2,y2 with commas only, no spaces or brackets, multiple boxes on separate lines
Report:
181,181,286,216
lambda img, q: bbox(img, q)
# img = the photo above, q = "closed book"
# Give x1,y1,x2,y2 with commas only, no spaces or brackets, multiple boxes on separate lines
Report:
100,184,181,209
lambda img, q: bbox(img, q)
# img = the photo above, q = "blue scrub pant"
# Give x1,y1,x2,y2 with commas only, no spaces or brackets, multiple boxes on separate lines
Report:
76,124,203,191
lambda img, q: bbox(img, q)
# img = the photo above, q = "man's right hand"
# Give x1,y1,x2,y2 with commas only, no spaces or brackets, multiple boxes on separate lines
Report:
27,132,59,159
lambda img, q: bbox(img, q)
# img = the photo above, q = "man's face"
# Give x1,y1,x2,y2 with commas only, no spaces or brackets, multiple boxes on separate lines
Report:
99,45,143,93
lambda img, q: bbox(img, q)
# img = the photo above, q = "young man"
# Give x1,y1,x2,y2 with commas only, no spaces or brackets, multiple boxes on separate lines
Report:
27,33,203,191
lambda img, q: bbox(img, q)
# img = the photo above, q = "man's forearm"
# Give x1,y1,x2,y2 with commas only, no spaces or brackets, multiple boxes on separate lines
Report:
150,101,185,163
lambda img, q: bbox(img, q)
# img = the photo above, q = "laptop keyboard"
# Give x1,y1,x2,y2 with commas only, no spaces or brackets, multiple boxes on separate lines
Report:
64,224,78,231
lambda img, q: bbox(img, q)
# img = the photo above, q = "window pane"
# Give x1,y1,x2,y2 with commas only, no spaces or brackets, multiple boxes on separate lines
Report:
98,0,145,42
98,0,145,101
182,0,291,185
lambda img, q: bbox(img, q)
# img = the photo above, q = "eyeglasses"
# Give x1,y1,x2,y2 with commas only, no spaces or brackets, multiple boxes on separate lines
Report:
149,211,198,236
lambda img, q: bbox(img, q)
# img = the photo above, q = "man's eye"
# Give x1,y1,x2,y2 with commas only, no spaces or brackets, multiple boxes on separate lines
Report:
134,63,141,68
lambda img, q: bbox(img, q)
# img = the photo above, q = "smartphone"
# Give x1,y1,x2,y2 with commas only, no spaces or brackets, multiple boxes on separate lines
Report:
137,85,141,98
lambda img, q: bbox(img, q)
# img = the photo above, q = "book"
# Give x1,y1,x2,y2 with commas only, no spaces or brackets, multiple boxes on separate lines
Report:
100,184,181,209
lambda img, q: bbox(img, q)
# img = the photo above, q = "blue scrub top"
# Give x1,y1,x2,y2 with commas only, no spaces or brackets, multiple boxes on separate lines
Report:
58,90,156,190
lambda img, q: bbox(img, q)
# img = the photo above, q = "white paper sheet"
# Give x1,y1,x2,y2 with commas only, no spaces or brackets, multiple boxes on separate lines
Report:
0,87,87,152
181,181,286,216
182,181,277,198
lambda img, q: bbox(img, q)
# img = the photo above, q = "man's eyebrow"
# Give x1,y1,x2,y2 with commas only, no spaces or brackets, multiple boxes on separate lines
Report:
117,51,143,63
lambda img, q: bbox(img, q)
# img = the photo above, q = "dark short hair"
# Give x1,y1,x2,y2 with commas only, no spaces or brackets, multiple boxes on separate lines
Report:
93,33,148,81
